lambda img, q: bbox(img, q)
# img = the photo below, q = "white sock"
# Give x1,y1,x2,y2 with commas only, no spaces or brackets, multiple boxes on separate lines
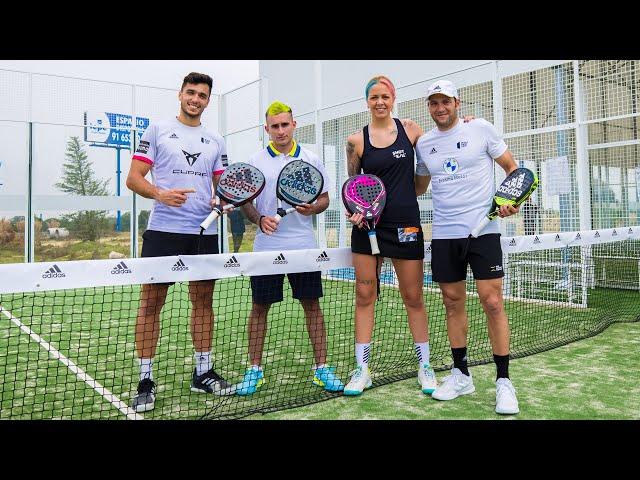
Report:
195,351,211,376
250,364,262,372
314,363,328,371
415,342,431,366
355,343,370,368
139,358,153,382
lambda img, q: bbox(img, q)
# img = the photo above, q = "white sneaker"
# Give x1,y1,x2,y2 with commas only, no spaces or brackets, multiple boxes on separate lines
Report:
431,368,475,401
495,378,520,415
343,365,372,396
418,363,438,395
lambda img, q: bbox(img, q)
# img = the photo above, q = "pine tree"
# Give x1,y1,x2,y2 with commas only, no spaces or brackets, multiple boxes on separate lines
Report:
55,136,111,241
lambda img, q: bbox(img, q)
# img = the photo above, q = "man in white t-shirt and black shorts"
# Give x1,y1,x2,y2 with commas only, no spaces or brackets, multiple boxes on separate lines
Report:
125,72,234,413
234,101,344,396
415,80,521,415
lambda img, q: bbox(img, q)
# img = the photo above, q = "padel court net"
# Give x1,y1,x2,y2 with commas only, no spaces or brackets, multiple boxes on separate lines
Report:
1,226,638,419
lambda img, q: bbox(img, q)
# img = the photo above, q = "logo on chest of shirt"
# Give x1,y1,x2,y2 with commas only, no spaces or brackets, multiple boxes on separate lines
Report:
443,158,459,174
392,149,406,159
169,133,179,139
429,147,437,154
456,141,468,149
182,150,202,166
201,137,211,144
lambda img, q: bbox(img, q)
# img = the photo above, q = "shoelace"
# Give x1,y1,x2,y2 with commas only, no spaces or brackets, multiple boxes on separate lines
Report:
422,366,435,379
349,367,364,381
497,381,514,397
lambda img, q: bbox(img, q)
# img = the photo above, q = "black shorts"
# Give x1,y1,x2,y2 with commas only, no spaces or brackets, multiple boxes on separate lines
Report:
431,233,504,283
250,271,323,305
141,230,219,286
351,225,424,260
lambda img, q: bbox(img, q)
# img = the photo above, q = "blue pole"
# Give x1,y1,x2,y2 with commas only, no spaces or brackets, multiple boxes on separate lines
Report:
116,147,121,232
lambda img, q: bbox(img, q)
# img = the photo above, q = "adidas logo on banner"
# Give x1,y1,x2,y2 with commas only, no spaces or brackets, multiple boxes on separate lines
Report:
42,264,65,279
509,238,517,246
612,229,618,237
555,234,561,242
595,231,600,238
169,133,179,139
533,236,541,244
575,233,582,241
111,261,132,274
172,259,189,271
273,253,288,265
316,251,330,262
224,256,240,268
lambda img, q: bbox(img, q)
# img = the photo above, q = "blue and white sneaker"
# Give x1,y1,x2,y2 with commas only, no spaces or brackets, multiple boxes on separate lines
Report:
343,365,372,396
313,366,345,392
235,367,265,396
418,363,438,395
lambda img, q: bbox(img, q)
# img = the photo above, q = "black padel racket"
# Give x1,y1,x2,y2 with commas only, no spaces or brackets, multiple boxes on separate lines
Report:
342,174,387,255
273,159,324,223
200,162,265,233
470,167,539,238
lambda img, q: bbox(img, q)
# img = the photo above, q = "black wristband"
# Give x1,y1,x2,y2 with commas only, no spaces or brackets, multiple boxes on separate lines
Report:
259,215,266,233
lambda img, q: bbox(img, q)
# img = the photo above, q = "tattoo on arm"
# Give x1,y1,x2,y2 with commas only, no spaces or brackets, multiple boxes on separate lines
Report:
241,202,261,225
346,140,361,177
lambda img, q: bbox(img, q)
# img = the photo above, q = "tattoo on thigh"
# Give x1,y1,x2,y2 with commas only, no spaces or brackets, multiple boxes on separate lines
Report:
357,279,374,285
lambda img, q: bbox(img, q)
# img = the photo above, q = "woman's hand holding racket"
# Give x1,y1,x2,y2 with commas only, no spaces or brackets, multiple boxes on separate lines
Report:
342,174,387,255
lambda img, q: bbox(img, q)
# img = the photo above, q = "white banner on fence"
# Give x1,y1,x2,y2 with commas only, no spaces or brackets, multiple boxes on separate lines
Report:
545,156,571,195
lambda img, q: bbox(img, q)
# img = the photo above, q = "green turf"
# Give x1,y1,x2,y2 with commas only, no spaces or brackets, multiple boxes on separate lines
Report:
0,270,638,419
250,321,640,420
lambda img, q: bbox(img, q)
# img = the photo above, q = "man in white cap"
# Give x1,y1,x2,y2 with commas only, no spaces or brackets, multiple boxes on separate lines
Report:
414,79,521,415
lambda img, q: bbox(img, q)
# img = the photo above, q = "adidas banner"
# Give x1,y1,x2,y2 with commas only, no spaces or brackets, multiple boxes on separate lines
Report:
0,247,353,294
0,227,637,294
501,227,639,254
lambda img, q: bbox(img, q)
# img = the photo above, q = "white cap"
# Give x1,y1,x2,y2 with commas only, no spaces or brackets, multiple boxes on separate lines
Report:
426,80,459,99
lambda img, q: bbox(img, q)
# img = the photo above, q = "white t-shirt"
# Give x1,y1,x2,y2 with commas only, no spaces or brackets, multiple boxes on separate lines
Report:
247,141,328,252
132,117,227,235
415,118,508,239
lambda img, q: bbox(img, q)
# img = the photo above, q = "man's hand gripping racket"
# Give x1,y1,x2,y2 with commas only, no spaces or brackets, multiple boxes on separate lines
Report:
470,167,539,238
342,174,387,255
273,159,324,223
199,162,266,233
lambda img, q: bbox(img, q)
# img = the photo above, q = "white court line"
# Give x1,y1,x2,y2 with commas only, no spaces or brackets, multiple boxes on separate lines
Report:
0,305,143,420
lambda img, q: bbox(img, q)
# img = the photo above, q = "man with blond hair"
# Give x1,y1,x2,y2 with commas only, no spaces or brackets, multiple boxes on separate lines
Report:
234,101,344,395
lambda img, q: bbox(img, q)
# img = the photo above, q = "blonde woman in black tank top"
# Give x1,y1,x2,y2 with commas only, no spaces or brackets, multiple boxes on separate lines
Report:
342,75,438,396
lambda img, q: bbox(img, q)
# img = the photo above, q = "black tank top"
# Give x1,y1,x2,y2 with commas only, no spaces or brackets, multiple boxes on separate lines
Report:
362,118,420,227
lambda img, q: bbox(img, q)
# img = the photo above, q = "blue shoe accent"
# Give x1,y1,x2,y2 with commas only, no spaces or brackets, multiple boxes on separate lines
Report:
313,366,345,392
235,368,264,396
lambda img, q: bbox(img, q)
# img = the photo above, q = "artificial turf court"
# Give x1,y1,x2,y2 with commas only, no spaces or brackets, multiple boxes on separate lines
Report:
1,264,637,420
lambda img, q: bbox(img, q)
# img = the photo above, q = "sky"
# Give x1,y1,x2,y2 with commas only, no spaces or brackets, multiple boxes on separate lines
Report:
0,60,259,94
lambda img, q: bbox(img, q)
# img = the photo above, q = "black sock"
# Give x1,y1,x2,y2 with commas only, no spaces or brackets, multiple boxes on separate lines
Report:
494,354,510,380
451,347,469,376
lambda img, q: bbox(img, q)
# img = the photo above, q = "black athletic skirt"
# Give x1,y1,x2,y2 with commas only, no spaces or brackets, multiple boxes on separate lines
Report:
351,224,424,260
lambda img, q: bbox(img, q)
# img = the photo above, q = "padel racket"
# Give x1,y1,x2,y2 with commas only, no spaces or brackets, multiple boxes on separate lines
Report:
199,162,266,233
470,167,539,238
342,174,386,255
273,160,324,223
